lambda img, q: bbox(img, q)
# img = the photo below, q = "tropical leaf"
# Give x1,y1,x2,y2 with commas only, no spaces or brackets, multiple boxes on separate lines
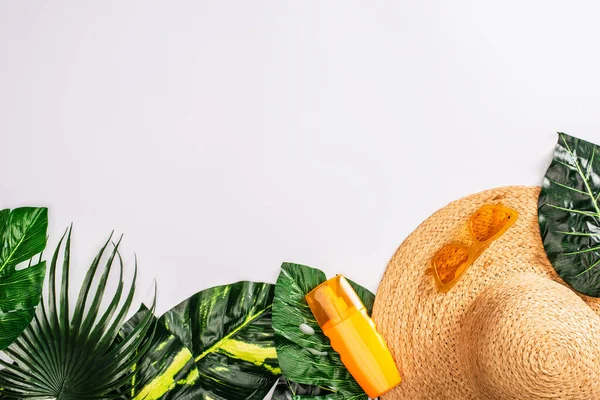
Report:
272,262,374,400
0,227,156,398
119,306,199,400
128,281,280,400
0,207,48,349
539,132,600,297
272,377,335,400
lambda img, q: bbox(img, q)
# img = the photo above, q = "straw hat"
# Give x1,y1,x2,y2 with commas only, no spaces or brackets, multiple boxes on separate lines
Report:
372,186,600,400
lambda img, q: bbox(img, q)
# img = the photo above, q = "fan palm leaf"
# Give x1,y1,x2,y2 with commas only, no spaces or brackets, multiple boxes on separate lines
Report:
0,227,155,399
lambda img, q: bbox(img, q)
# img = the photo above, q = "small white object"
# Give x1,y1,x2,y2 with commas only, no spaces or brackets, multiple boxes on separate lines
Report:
307,348,328,356
299,323,315,335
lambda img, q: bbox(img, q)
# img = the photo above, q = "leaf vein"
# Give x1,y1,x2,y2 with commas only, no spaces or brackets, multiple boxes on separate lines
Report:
0,210,43,274
194,304,272,363
560,133,600,218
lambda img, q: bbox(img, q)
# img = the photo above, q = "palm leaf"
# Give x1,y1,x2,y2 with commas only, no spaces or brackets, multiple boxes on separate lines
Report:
0,227,156,399
272,263,374,400
0,207,48,350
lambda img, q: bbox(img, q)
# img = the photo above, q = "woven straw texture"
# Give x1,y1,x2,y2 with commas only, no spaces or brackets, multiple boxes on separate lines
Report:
372,186,600,400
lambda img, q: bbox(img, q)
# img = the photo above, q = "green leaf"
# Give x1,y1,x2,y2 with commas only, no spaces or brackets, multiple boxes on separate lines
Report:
0,207,47,350
135,281,280,400
539,132,600,297
120,306,199,400
272,377,336,400
272,262,374,400
0,228,156,398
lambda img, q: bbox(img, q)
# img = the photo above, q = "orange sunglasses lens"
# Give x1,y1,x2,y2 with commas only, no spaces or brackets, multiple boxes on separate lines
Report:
432,204,518,292
470,205,514,243
432,245,469,286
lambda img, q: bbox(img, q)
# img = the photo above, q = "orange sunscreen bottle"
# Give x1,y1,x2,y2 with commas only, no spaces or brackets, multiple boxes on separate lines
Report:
305,275,401,398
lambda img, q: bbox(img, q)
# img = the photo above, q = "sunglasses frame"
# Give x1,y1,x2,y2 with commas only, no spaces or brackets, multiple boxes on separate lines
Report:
432,204,518,293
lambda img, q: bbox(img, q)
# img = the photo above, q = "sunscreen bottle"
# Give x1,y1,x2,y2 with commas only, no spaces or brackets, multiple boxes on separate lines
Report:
305,275,401,398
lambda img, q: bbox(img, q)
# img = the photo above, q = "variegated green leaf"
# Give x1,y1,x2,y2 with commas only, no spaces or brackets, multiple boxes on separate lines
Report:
272,263,374,400
120,306,199,400
130,281,280,400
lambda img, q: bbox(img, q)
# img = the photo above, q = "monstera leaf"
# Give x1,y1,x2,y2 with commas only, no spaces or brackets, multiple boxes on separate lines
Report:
539,132,600,297
272,262,375,400
0,207,47,349
126,281,281,399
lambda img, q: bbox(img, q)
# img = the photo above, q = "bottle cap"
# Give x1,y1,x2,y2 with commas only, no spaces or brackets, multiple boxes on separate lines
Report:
305,275,365,330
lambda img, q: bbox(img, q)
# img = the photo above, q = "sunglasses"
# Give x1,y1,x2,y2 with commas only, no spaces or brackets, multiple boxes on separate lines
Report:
431,203,518,292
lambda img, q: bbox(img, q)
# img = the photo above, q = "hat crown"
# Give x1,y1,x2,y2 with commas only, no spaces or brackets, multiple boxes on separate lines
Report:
458,273,600,399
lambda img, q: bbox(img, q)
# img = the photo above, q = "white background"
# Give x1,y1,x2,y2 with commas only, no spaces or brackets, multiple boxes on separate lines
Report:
1,1,600,315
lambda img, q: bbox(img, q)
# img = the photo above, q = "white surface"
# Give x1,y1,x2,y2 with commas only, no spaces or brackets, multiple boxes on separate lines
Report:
1,1,600,315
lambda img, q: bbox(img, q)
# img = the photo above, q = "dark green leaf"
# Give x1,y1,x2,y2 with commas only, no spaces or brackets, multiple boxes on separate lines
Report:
140,281,280,400
272,262,374,400
119,306,199,400
272,377,335,400
0,207,47,350
0,228,155,398
539,133,600,297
